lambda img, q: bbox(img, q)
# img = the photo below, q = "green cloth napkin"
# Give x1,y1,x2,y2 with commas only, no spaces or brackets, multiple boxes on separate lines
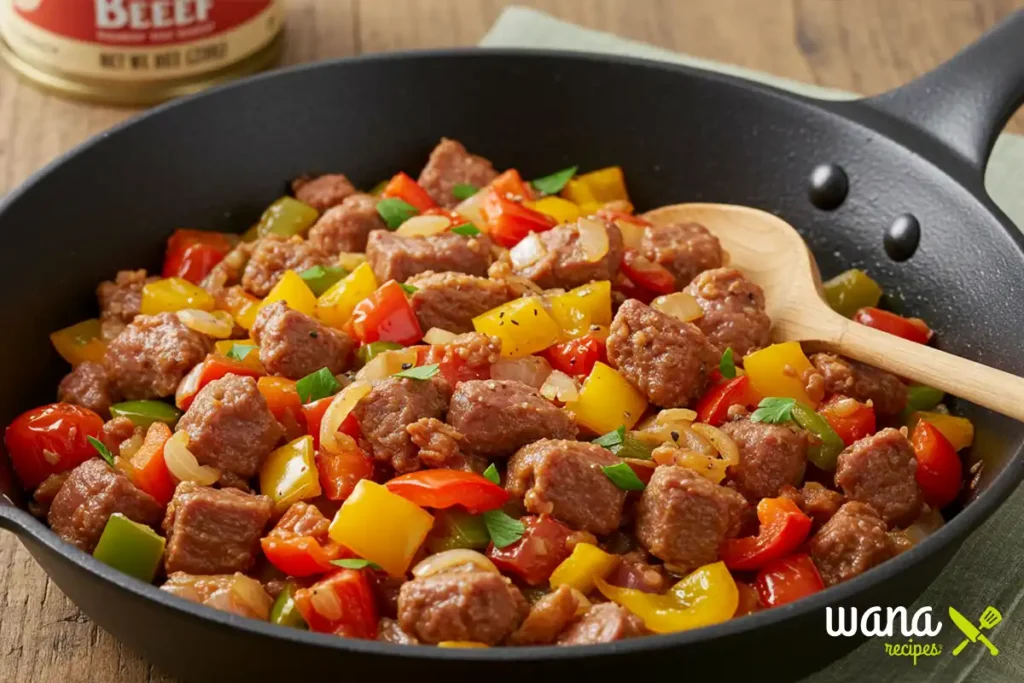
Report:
482,8,1024,683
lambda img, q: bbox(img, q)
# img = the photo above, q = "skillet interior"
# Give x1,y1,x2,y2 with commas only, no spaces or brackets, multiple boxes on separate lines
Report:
1,50,1022,682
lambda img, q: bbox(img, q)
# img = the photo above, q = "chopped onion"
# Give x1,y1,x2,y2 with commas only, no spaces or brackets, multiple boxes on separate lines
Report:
491,357,553,389
118,432,145,460
396,214,451,237
652,445,729,484
229,574,272,620
691,423,740,468
510,232,547,269
320,380,372,454
577,218,610,263
309,584,343,621
356,347,420,381
568,587,592,616
455,189,489,227
423,327,458,345
903,508,945,545
655,408,698,425
615,219,646,250
164,431,220,486
412,550,499,579
651,292,704,323
176,309,235,338
540,370,580,403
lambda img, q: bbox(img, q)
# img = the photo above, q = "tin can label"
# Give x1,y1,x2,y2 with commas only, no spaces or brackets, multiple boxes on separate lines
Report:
0,0,281,81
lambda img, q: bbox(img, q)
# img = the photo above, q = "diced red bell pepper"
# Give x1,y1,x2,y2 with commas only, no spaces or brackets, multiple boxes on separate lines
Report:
544,335,606,378
620,248,676,295
489,169,532,201
293,569,378,639
595,209,650,226
162,229,234,284
482,191,557,248
260,535,344,577
382,171,437,212
853,307,933,344
487,515,573,586
128,423,176,505
257,376,306,432
613,273,657,305
695,376,758,426
349,280,424,346
719,497,813,571
753,553,825,608
385,470,509,515
176,355,265,411
818,395,876,446
911,420,962,508
3,403,104,490
419,345,491,386
317,447,375,501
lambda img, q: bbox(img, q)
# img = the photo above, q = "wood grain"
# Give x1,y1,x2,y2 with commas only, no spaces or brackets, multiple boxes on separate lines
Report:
1,1,1021,681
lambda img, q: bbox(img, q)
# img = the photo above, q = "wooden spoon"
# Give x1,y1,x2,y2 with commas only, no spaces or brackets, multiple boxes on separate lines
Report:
644,203,1024,422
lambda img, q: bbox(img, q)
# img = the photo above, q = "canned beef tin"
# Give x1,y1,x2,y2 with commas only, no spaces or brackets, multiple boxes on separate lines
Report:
0,0,284,105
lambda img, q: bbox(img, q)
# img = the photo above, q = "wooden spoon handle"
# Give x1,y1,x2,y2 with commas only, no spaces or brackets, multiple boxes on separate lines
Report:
811,312,1024,422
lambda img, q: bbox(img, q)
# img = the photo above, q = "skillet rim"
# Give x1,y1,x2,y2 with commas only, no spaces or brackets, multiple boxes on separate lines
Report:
1,47,1023,662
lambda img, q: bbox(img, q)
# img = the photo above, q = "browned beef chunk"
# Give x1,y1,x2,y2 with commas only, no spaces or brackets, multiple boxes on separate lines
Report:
506,439,626,535
58,361,118,416
269,501,331,541
417,138,499,208
556,603,647,645
809,501,894,586
603,550,669,594
251,301,354,379
308,193,386,255
163,483,273,575
161,572,272,620
99,416,143,458
291,173,357,212
721,418,808,500
447,380,577,458
780,482,846,531
407,271,517,334
29,471,71,519
810,353,908,416
104,313,212,400
684,267,772,360
638,220,723,289
406,417,484,472
835,428,922,527
512,218,624,290
508,585,580,645
202,245,253,296
354,377,450,473
397,570,527,645
48,459,163,552
377,618,420,645
606,299,718,408
241,235,331,298
366,230,493,283
97,269,154,340
634,465,747,573
175,374,283,478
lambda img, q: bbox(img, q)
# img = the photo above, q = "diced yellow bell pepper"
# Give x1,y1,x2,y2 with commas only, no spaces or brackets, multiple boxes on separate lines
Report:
561,167,630,215
743,341,819,408
566,362,648,433
548,281,613,339
909,411,975,451
549,542,618,593
259,436,322,513
595,561,738,634
241,224,261,242
438,642,489,648
328,479,434,577
337,252,367,272
261,270,317,317
140,277,216,315
50,318,107,366
526,197,581,225
256,197,320,239
315,262,378,329
218,286,262,330
473,297,561,358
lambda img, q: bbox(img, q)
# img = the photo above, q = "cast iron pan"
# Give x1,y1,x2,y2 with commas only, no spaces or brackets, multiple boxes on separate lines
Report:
1,11,1023,683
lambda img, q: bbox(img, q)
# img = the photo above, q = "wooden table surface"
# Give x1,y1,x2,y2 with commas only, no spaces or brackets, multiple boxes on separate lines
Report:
1,1,1022,681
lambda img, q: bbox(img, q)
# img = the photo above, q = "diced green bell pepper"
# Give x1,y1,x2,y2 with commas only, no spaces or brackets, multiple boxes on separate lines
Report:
906,385,945,412
612,434,655,460
791,403,846,470
257,197,320,238
426,509,491,553
270,582,308,630
109,400,183,429
93,513,165,582
299,265,348,297
823,269,883,318
356,340,404,366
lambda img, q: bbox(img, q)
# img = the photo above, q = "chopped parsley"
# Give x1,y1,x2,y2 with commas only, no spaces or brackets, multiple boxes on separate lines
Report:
483,509,525,549
87,436,115,467
719,348,736,379
602,462,646,491
750,397,797,424
225,343,256,361
393,363,440,380
482,463,500,485
531,166,578,195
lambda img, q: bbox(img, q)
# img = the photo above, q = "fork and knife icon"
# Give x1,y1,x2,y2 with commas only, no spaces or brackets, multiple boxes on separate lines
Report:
948,606,1001,656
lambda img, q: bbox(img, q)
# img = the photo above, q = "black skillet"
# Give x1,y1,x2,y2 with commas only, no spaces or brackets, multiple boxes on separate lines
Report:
1,11,1023,683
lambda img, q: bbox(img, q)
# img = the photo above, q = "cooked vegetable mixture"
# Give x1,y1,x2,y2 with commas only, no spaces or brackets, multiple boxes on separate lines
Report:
5,138,971,646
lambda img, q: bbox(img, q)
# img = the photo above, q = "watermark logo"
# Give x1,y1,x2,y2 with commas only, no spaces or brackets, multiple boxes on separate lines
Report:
826,604,1001,665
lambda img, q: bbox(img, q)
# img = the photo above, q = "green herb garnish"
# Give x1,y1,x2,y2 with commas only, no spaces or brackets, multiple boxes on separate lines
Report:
226,343,256,362
593,425,626,449
376,197,419,229
399,283,419,295
531,166,578,195
299,264,348,297
88,436,115,467
330,558,382,570
719,348,736,379
482,463,500,485
296,367,342,404
750,397,797,424
601,462,646,491
452,183,479,201
393,363,440,380
450,223,481,237
482,509,525,549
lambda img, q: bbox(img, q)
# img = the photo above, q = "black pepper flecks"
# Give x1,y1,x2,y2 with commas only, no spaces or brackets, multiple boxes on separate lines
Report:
309,331,319,338
401,363,412,370
511,320,520,326
671,431,679,442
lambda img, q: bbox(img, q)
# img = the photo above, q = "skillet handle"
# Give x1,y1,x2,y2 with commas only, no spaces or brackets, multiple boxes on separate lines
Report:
860,10,1024,173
